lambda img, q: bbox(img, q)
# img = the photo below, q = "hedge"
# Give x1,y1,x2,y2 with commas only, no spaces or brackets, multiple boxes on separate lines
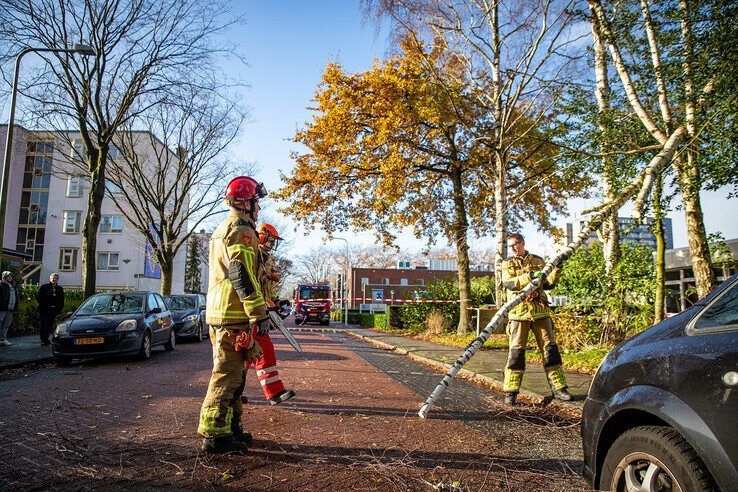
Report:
8,285,85,337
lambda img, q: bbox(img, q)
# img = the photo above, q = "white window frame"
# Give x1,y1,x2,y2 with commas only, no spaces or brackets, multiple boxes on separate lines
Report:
97,251,120,271
99,214,123,233
382,278,390,285
105,179,124,195
418,278,425,286
66,176,83,198
361,277,369,285
400,278,409,286
59,248,78,272
62,210,81,234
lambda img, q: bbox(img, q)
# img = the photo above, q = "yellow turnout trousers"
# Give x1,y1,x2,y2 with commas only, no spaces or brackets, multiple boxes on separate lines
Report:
503,317,568,393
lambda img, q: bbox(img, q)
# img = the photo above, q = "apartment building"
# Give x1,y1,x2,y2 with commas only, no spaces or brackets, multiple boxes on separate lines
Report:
0,124,186,292
563,216,674,250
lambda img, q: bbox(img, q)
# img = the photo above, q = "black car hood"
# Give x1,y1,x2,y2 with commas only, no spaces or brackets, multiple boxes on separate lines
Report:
171,310,197,323
67,315,140,334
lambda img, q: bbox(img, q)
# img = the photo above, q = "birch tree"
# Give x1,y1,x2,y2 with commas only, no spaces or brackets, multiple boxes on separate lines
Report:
0,0,239,298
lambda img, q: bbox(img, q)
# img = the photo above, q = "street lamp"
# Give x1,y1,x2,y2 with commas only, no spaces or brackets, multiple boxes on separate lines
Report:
333,236,350,326
0,44,96,256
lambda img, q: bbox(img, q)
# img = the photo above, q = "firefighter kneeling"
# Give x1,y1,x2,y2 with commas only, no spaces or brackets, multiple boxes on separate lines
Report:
501,233,572,406
198,176,270,454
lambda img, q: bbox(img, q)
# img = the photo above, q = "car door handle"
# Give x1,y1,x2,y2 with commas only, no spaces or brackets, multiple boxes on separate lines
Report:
723,371,738,387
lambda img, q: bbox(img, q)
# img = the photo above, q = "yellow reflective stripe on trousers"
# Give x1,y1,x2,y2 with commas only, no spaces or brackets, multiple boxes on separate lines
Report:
198,405,233,436
503,368,523,392
546,367,568,390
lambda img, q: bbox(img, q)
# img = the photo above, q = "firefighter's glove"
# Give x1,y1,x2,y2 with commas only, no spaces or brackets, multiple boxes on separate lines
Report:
529,270,547,282
255,317,272,337
233,332,253,352
244,338,263,364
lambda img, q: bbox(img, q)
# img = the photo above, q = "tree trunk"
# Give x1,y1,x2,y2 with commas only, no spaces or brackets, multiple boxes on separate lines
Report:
677,0,715,299
493,152,507,310
159,252,174,296
653,174,666,323
450,166,472,335
81,148,107,299
676,158,714,298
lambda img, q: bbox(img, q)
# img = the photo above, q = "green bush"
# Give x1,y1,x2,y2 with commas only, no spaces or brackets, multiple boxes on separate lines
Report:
8,286,85,337
386,277,496,333
374,313,388,330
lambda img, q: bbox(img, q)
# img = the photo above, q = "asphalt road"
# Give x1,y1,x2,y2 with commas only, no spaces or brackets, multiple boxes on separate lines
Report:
0,319,588,491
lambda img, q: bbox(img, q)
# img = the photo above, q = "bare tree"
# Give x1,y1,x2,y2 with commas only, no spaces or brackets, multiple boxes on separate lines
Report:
0,0,240,298
107,86,248,295
294,248,339,284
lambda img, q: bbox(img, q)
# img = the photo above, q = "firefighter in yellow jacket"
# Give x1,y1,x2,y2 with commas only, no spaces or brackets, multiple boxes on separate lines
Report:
501,233,572,406
198,176,271,454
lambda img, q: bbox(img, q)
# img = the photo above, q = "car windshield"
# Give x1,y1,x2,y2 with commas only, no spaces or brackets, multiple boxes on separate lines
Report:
300,288,329,300
164,296,198,310
76,293,145,315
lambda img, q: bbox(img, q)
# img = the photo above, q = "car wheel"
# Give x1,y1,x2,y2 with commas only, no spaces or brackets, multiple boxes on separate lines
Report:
195,322,204,342
164,329,176,351
321,319,330,326
600,426,715,492
138,331,152,360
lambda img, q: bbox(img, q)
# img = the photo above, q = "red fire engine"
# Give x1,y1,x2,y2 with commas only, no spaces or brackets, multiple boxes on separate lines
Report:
293,283,332,326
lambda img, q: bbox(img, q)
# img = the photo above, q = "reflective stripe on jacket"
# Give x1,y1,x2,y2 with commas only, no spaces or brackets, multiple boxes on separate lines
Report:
501,252,560,321
206,210,267,325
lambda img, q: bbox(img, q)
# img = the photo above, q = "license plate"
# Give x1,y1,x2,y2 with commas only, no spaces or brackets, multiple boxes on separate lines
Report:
73,337,105,345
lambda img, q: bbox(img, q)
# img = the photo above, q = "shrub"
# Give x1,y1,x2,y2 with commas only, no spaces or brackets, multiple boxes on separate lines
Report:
374,313,388,330
425,309,449,334
8,286,85,337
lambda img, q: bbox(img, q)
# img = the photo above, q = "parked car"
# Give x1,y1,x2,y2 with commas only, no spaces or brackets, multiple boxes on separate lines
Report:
52,291,175,364
163,294,207,341
582,273,738,491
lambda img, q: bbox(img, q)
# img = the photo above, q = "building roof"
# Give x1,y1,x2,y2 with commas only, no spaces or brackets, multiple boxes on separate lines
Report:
665,238,738,270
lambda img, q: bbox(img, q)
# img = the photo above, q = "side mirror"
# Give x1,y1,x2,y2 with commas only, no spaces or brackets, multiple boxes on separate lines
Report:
65,311,73,317
149,307,162,315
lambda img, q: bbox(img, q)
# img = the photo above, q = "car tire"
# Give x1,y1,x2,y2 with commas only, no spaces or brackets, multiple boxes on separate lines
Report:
195,322,204,342
600,425,716,492
321,320,330,326
164,330,176,351
138,331,152,360
54,355,72,366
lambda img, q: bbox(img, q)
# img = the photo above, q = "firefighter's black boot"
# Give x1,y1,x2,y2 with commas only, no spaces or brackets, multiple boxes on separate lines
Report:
504,392,518,406
201,435,249,454
268,389,296,405
553,387,573,401
231,425,253,445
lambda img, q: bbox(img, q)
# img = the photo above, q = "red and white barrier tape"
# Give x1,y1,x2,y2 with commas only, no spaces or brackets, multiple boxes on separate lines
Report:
296,298,461,304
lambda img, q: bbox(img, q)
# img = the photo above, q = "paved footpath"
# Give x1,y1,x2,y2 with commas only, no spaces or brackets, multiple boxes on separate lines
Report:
0,335,53,369
0,319,587,491
343,327,593,413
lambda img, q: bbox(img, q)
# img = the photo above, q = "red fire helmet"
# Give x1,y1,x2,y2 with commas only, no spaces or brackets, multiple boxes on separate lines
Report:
224,176,267,203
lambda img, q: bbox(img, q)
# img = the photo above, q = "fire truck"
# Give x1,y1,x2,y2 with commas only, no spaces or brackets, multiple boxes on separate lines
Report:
293,283,332,326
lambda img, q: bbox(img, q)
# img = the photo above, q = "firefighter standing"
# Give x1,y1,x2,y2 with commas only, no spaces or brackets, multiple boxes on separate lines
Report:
501,233,572,406
244,223,296,405
198,176,270,454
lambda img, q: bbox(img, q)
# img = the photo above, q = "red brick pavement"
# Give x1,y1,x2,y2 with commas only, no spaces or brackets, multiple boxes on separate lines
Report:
0,322,587,491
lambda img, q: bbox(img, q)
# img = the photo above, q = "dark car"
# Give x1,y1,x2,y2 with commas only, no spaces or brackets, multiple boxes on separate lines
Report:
163,294,207,341
582,274,738,491
52,291,176,364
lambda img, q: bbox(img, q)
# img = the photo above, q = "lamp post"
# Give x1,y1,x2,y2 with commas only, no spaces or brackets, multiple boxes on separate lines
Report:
333,236,350,326
0,44,96,257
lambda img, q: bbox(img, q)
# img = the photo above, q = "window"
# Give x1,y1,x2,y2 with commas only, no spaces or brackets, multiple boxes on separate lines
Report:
382,278,389,285
361,277,369,285
71,139,85,161
97,252,120,271
59,248,78,271
100,214,123,233
400,278,409,286
66,176,83,197
105,179,124,194
691,282,738,331
418,279,425,286
63,211,81,233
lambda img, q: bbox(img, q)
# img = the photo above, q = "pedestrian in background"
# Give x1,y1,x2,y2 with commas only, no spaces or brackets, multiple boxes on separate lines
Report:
37,273,65,346
0,271,20,346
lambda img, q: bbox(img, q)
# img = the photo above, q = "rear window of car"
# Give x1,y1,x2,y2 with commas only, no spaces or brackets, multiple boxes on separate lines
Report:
693,281,738,330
